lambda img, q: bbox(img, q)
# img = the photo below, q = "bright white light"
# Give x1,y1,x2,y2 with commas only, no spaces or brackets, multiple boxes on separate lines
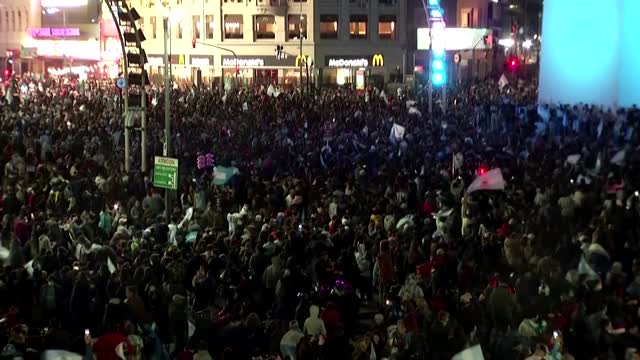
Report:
428,0,439,5
42,0,88,7
430,9,443,18
523,39,533,49
498,38,515,47
491,0,499,2
45,8,60,15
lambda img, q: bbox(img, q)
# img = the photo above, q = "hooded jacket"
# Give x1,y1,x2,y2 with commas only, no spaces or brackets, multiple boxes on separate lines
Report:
262,256,282,290
303,305,326,337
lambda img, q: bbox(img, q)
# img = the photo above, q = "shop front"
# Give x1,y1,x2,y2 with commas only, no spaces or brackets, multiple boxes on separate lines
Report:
220,55,308,88
146,54,189,85
320,54,386,89
190,55,214,86
20,25,103,79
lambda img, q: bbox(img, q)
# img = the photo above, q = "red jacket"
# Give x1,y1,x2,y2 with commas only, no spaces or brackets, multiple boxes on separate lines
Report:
92,332,130,360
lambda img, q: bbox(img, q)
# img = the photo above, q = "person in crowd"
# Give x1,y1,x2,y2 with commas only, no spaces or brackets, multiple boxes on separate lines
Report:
2,74,640,360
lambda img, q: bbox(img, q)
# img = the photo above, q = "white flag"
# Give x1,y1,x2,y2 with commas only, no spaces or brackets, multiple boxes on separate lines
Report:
498,74,509,90
566,154,581,165
390,123,405,143
107,257,117,274
610,149,626,166
453,345,485,360
467,168,506,193
24,260,34,276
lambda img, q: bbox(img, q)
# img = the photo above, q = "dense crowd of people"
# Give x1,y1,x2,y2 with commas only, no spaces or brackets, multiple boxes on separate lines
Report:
1,74,640,360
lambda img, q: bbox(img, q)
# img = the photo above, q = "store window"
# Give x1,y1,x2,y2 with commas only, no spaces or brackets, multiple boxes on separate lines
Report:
150,16,157,39
349,15,367,39
192,15,201,39
378,15,396,39
206,15,214,39
224,15,243,39
255,15,275,39
319,15,338,39
288,15,307,40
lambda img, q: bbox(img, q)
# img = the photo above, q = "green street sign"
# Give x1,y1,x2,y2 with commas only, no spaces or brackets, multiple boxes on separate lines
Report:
153,156,178,190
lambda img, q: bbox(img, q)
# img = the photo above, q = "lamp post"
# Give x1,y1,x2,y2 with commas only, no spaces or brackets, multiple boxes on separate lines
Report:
163,16,171,218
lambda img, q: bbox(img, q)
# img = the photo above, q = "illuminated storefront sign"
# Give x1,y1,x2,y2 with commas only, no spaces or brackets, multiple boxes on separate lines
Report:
29,27,81,38
41,0,88,7
191,55,214,67
372,54,384,67
223,58,264,67
221,55,297,68
21,39,100,60
326,55,386,68
417,27,491,51
327,58,369,67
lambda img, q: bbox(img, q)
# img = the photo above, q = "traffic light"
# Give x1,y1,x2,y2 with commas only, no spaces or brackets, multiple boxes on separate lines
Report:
205,153,214,167
425,0,446,87
506,56,519,72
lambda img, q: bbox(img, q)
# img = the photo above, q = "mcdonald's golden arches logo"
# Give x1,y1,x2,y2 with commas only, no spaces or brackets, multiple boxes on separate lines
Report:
295,55,309,67
372,54,384,67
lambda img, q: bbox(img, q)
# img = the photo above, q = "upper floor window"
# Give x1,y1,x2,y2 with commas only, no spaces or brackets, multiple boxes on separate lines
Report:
224,14,243,39
349,15,367,39
192,15,201,39
319,15,338,39
378,15,396,39
288,14,307,40
255,15,275,39
150,16,157,39
206,15,214,39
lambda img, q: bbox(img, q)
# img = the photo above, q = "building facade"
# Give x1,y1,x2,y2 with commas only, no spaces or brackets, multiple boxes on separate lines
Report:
313,0,408,88
0,0,40,77
130,0,411,88
132,0,314,87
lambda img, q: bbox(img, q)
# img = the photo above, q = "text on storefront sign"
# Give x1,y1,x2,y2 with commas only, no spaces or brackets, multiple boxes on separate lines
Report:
328,58,369,67
29,27,81,38
222,58,265,67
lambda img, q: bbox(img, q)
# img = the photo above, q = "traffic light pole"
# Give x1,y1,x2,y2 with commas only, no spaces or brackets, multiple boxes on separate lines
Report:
105,1,131,174
194,42,238,87
163,17,171,218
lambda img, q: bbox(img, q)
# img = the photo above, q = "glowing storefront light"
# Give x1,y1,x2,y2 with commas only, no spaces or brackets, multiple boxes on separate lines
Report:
22,39,101,61
41,0,89,8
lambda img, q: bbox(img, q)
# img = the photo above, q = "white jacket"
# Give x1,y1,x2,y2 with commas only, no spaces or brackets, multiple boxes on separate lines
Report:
303,305,326,336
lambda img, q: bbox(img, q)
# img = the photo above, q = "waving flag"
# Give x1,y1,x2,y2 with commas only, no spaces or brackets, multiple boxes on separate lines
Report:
212,166,239,186
467,168,506,193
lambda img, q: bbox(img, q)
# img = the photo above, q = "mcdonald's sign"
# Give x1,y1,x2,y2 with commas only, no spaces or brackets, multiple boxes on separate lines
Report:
295,55,309,67
372,54,384,67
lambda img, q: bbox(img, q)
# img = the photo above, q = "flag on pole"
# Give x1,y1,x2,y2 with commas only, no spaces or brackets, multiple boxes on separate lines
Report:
498,74,509,90
212,166,239,186
610,149,626,166
467,168,506,193
452,345,485,360
107,257,117,274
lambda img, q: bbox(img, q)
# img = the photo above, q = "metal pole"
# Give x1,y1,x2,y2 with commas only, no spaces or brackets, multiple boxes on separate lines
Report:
163,17,171,218
105,0,130,174
299,0,303,92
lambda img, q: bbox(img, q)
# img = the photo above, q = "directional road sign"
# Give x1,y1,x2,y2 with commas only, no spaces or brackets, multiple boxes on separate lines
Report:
153,156,178,190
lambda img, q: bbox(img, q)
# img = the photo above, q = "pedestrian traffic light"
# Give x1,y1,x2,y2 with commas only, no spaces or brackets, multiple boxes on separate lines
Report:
205,153,214,167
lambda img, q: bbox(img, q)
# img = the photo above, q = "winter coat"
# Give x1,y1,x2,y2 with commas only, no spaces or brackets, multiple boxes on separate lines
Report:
303,305,326,336
262,256,282,290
